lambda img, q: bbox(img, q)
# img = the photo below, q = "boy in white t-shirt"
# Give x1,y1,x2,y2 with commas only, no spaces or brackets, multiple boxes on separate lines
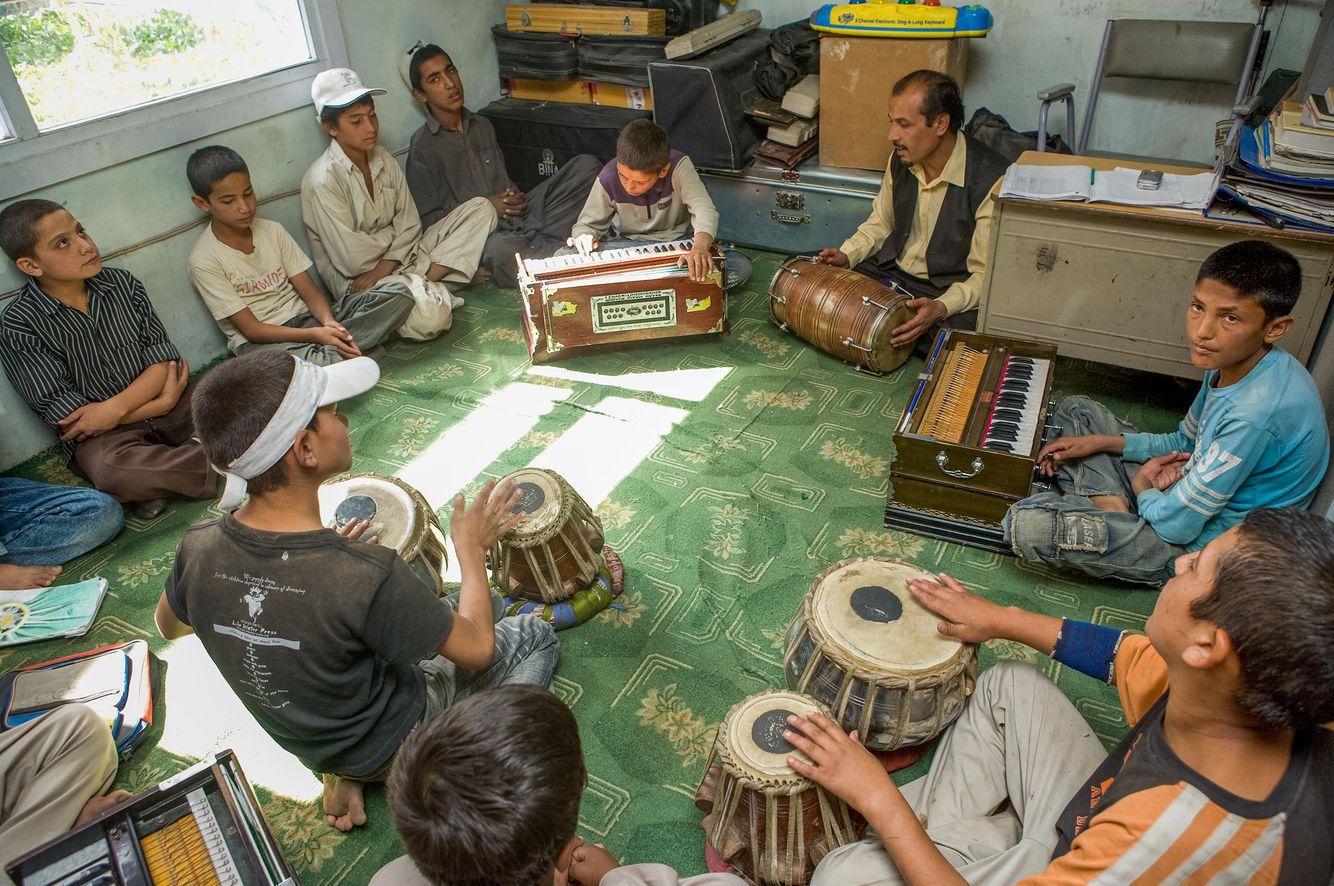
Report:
186,145,414,365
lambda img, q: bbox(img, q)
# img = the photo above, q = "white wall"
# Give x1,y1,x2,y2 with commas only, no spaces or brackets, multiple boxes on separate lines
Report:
735,0,1321,160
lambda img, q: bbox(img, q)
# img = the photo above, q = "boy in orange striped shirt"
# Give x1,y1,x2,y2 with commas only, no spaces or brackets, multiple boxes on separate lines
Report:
792,507,1334,885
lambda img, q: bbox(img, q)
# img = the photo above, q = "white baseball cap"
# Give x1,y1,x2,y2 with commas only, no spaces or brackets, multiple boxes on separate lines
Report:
311,67,387,117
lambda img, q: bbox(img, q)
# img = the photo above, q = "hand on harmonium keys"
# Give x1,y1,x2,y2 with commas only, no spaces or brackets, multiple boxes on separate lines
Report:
567,233,598,257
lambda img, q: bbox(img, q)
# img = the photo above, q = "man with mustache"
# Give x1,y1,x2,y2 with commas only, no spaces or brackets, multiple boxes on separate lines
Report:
817,70,1008,351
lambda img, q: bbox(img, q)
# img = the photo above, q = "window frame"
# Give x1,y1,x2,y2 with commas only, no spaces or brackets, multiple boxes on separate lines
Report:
0,0,347,201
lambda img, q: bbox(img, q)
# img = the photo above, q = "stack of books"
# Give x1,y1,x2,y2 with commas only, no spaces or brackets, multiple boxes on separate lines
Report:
1217,97,1334,232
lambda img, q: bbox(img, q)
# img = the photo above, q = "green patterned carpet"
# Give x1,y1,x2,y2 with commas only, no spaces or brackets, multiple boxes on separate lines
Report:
1,249,1193,884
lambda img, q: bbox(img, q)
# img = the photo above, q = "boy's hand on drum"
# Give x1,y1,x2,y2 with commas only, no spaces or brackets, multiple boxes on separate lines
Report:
816,247,850,267
890,298,948,347
451,479,525,552
907,573,1006,644
784,711,895,815
568,841,619,886
333,518,378,545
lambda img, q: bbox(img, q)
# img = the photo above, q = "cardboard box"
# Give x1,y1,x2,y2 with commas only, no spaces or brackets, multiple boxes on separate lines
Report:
506,78,653,110
818,36,968,172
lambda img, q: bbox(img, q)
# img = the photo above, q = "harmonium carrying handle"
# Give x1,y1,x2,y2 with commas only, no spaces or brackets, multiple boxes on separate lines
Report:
936,451,984,479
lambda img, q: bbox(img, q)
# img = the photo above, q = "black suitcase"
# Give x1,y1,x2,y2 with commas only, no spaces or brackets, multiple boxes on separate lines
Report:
648,29,770,170
477,99,650,192
544,0,720,36
491,24,579,81
577,34,668,87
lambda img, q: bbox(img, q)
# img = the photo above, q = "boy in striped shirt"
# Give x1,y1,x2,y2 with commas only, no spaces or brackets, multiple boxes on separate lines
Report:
1005,240,1328,585
795,507,1334,885
0,200,215,518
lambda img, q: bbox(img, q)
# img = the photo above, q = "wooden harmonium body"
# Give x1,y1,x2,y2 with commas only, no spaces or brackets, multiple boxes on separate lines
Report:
517,238,727,363
9,750,295,886
885,329,1058,553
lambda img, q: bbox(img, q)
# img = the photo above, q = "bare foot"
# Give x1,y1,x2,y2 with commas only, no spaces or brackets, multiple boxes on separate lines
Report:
0,563,61,590
75,789,131,826
322,773,367,832
1089,495,1131,513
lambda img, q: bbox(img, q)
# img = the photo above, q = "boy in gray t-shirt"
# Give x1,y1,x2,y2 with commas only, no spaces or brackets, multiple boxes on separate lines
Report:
155,351,558,831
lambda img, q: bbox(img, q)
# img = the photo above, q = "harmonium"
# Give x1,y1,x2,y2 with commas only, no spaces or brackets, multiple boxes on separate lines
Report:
8,750,296,885
885,329,1059,553
516,238,728,363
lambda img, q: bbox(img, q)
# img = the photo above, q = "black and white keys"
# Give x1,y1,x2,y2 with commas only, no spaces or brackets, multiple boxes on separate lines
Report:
981,355,1052,454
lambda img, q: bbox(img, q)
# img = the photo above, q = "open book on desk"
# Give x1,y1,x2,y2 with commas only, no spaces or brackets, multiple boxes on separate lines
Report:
999,164,1215,210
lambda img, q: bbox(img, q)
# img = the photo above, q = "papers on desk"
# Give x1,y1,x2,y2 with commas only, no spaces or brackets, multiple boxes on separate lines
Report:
1000,164,1214,210
1211,124,1334,233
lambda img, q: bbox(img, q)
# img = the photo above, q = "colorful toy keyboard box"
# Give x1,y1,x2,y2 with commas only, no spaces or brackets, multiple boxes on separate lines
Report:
811,1,993,38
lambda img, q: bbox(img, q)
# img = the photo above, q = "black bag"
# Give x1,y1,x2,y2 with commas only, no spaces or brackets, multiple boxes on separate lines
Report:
577,34,669,87
491,24,579,81
754,20,820,101
649,29,770,170
478,99,649,192
543,0,720,36
963,107,1070,164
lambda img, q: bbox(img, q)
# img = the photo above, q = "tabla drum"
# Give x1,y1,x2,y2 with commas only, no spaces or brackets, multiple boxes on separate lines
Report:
318,473,449,595
501,546,626,629
695,690,867,885
768,256,915,374
489,468,605,604
783,558,977,750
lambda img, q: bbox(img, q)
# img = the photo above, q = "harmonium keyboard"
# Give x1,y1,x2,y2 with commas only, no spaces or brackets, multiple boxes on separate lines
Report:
9,750,295,886
516,238,727,363
885,329,1058,553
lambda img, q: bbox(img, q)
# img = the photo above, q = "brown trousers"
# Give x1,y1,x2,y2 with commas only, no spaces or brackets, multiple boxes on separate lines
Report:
73,384,215,504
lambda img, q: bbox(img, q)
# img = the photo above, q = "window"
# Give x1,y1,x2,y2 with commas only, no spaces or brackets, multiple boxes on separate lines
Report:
0,0,346,199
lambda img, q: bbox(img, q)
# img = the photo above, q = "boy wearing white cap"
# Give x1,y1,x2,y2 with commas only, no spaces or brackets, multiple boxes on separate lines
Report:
153,350,559,831
300,68,497,340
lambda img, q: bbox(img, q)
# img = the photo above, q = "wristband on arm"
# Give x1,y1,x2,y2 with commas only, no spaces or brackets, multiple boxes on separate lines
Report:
1051,618,1125,684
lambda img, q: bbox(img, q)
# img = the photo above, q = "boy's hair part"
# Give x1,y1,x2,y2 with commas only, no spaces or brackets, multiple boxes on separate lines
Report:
891,69,964,133
320,96,374,129
1191,508,1334,729
1197,240,1302,320
409,43,449,92
186,145,249,200
0,198,65,262
388,685,584,886
192,350,312,496
616,119,671,173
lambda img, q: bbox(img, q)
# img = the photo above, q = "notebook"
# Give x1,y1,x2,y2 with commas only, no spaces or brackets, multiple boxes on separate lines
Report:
0,577,109,647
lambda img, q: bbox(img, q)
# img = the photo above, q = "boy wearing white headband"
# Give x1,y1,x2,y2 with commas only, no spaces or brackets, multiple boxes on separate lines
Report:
153,350,559,831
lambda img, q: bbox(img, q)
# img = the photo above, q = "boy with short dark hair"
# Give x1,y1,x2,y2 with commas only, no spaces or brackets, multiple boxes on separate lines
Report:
568,119,751,289
0,199,215,519
154,350,559,831
405,44,599,290
186,145,414,365
1006,240,1329,585
372,684,746,886
301,68,496,340
795,507,1334,884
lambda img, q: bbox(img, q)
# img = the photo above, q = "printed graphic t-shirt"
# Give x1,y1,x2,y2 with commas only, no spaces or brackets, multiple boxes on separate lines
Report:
165,515,452,777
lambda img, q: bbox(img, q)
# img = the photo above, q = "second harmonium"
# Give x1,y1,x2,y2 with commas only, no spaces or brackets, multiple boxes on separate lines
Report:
516,238,728,363
885,329,1058,553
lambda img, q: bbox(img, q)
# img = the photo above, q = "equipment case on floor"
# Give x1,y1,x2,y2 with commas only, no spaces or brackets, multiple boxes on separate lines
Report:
478,99,650,193
699,157,882,254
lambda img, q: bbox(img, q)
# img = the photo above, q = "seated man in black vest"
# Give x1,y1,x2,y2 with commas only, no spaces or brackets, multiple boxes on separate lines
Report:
818,70,1008,350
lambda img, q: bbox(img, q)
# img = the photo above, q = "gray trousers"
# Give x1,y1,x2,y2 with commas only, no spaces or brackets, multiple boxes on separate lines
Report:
483,154,602,289
0,705,118,886
812,662,1106,886
1004,396,1186,586
235,279,415,366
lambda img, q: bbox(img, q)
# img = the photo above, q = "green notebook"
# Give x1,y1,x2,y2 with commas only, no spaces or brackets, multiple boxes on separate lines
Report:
0,577,109,647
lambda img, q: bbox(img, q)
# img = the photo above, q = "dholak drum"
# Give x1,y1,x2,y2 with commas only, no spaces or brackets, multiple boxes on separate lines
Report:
695,690,867,885
783,558,977,750
769,256,915,374
489,468,605,604
318,473,448,595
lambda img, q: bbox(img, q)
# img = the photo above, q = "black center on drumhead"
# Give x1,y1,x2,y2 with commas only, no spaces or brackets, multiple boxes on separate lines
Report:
850,585,902,623
513,481,545,515
334,494,377,528
751,709,796,754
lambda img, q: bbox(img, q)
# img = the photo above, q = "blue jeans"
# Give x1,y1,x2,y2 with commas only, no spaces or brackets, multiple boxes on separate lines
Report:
1003,396,1184,586
0,478,123,565
593,237,754,289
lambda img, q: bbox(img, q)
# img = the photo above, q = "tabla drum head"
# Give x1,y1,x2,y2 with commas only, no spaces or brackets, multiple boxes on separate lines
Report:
318,474,418,554
723,690,823,783
495,468,566,542
811,558,961,674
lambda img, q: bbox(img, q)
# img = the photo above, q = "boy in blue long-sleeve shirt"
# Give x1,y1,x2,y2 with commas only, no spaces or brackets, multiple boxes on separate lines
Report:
1004,240,1329,585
